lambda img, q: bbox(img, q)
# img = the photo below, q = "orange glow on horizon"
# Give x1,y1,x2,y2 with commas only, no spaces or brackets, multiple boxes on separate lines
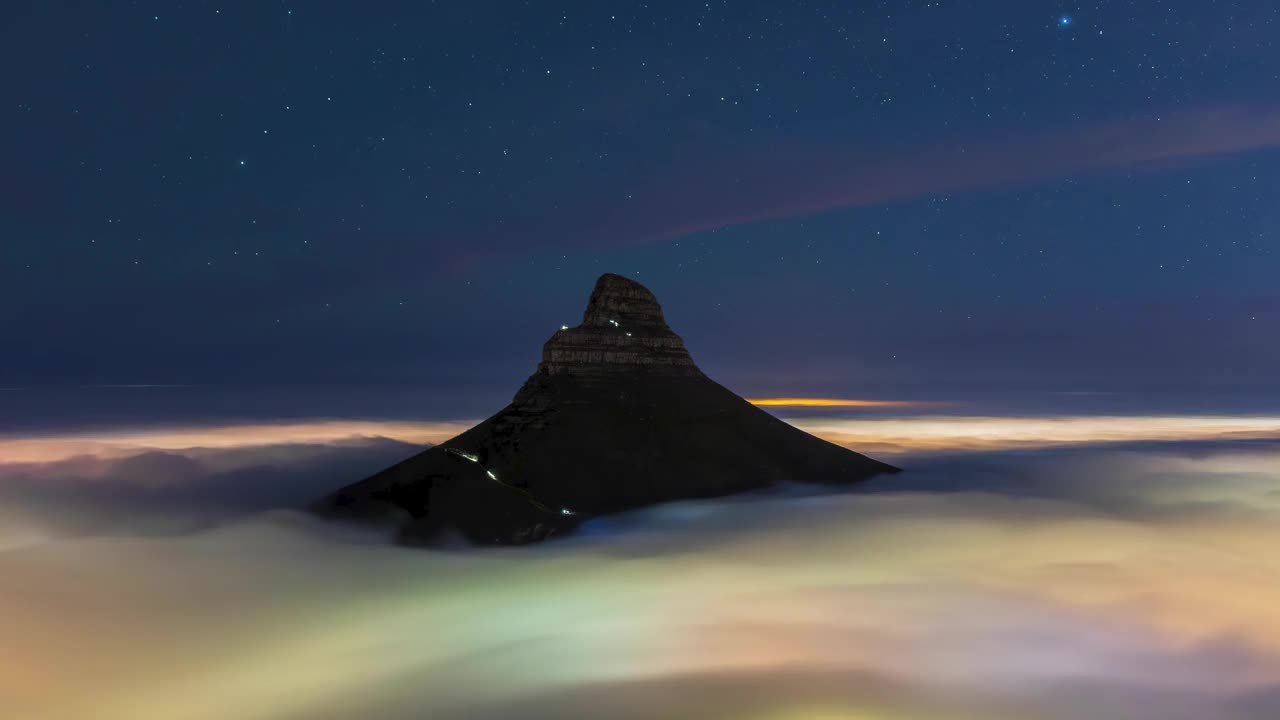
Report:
748,398,933,408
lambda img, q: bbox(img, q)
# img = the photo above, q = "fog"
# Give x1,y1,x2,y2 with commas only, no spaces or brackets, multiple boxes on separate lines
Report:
2,426,1279,719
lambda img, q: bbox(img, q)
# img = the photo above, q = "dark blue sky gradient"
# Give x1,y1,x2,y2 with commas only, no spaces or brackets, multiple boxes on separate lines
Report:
3,1,1276,406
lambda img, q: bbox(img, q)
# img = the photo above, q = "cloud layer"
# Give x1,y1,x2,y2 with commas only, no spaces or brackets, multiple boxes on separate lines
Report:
2,432,1279,719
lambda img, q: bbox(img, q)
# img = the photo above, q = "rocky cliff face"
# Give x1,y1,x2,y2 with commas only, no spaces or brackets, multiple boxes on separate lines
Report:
535,273,699,377
317,273,898,546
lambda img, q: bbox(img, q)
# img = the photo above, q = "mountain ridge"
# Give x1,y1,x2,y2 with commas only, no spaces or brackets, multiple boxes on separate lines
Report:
317,273,898,545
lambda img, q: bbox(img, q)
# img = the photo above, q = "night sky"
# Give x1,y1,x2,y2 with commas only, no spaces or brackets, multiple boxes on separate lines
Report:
4,1,1277,407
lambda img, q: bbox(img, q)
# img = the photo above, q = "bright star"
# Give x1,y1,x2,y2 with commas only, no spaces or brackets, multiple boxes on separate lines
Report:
1058,15,1073,27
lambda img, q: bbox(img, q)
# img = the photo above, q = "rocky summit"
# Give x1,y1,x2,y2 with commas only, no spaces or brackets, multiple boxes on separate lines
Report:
316,273,898,545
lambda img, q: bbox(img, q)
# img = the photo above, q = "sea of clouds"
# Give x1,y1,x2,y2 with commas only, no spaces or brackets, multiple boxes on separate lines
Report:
2,425,1279,719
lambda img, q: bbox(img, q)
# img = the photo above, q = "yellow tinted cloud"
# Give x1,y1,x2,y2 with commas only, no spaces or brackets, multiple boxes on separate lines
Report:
2,444,1280,718
0,420,470,464
795,415,1280,454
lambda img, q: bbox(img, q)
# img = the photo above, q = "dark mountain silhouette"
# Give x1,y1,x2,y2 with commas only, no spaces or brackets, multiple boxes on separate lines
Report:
316,273,898,545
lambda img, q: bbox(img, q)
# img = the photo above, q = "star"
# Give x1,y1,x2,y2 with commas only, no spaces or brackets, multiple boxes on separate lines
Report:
1058,15,1073,28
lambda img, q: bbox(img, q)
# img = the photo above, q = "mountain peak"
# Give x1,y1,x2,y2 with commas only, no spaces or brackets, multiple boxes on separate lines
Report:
538,274,697,377
581,273,669,330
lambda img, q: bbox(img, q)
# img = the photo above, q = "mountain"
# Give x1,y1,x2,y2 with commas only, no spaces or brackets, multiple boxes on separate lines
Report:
316,273,898,545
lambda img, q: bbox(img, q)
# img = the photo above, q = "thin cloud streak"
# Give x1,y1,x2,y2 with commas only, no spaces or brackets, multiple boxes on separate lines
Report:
801,414,1280,455
641,104,1280,242
0,421,469,464
471,104,1280,256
